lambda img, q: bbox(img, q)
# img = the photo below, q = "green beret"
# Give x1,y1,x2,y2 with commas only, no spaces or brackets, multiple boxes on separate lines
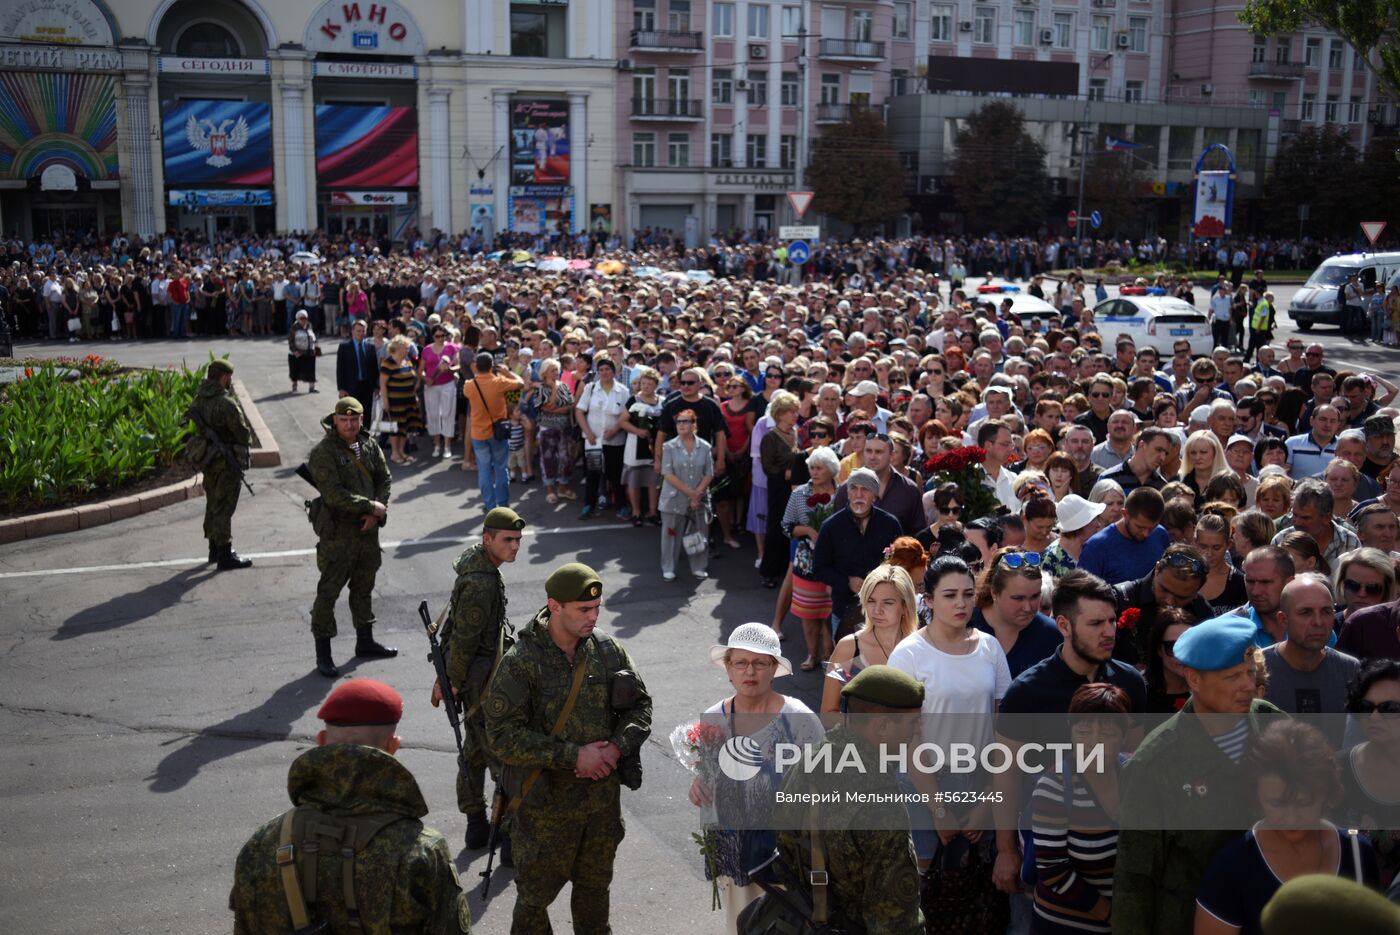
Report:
546,562,603,603
334,397,364,416
841,665,925,710
1261,874,1400,935
484,507,526,532
207,359,234,377
1174,615,1257,672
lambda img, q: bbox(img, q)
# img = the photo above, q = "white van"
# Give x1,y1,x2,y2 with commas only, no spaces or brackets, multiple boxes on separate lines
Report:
1287,252,1400,331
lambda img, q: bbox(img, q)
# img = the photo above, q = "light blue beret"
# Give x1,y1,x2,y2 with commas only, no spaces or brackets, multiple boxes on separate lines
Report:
1174,615,1258,672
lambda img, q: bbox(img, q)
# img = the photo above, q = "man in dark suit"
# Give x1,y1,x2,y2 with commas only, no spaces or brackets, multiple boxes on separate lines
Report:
336,319,378,414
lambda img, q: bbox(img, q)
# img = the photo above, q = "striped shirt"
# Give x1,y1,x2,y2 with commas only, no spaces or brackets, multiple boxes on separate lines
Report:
1031,771,1119,934
1212,718,1251,763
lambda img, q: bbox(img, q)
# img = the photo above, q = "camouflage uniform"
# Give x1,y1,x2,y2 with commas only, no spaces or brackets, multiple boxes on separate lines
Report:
483,608,652,935
307,412,391,639
190,375,251,549
441,542,511,817
229,743,470,934
774,723,925,935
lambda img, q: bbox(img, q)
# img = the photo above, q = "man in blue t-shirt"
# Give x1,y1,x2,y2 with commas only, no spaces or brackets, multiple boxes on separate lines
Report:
1078,487,1170,585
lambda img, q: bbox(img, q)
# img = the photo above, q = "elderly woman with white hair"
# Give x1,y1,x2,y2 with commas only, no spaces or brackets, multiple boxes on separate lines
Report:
779,444,841,670
287,308,319,392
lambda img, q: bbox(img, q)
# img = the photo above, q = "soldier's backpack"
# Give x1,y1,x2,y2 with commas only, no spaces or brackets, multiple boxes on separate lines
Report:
274,804,408,933
736,828,845,934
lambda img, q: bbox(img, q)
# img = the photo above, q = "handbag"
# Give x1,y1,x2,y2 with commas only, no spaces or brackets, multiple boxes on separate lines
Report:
472,377,511,441
66,316,81,334
920,837,1009,935
369,396,398,435
682,507,710,556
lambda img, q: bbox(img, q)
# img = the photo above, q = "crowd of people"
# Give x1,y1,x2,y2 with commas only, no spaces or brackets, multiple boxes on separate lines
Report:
11,223,1400,935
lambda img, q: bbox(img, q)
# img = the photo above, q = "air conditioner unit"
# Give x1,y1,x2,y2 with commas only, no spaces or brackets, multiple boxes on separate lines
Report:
1201,83,1214,95
959,21,973,32
616,58,634,72
1115,33,1130,48
1040,29,1055,45
750,44,768,59
736,79,750,91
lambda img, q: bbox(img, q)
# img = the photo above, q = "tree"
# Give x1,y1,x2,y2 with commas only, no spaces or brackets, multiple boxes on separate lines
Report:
1239,1,1400,102
806,107,908,235
1260,126,1360,236
947,101,1050,234
1081,150,1147,239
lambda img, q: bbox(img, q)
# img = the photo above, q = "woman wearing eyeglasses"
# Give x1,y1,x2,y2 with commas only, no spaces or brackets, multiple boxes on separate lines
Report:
1143,607,1194,713
1335,659,1400,892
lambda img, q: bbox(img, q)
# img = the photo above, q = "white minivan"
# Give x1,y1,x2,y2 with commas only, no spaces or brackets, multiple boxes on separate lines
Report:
1287,252,1400,331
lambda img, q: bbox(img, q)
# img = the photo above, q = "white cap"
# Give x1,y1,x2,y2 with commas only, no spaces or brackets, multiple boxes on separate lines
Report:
1056,494,1107,534
709,623,792,676
1226,434,1254,449
851,380,881,397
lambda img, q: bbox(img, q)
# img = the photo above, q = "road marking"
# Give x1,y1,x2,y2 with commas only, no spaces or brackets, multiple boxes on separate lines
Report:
0,522,633,580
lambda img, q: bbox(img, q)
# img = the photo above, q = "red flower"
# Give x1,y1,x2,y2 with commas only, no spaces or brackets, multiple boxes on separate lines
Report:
23,367,33,379
807,492,832,507
1118,608,1141,631
686,722,726,748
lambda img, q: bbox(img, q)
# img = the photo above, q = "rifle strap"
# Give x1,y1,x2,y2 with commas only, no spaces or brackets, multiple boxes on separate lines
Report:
462,623,507,721
507,655,589,816
810,806,829,924
276,809,313,932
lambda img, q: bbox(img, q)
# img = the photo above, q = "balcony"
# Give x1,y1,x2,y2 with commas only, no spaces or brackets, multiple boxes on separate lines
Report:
631,97,704,120
1249,60,1305,79
815,102,874,123
818,38,886,61
629,29,704,52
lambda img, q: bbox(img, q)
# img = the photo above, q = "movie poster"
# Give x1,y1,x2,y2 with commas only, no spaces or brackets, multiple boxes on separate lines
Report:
510,98,569,186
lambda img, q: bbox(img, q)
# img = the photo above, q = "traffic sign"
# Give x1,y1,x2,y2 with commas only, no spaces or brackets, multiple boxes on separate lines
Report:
1066,209,1078,228
787,240,811,265
779,225,820,240
787,191,815,219
1090,210,1102,230
1362,221,1387,245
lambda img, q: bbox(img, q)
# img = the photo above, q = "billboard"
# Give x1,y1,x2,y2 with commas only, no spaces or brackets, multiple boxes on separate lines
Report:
510,98,570,186
925,56,1078,96
1192,169,1233,238
168,189,273,206
509,185,574,234
315,105,418,188
161,100,273,186
0,72,118,180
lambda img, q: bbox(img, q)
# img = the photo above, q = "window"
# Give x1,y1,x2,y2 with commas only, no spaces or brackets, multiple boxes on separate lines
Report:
713,2,734,38
1127,17,1147,52
712,69,733,104
1248,89,1265,106
1328,40,1343,69
780,134,797,169
1088,78,1106,101
1300,93,1315,120
1252,36,1266,64
1325,93,1339,122
1354,49,1366,71
175,22,244,57
748,4,769,40
1275,38,1290,63
750,75,768,107
634,0,655,31
747,134,767,168
782,5,801,37
781,71,798,106
1091,15,1110,52
1348,95,1362,123
851,10,873,42
1167,125,1195,169
633,132,656,167
668,68,691,102
633,68,656,104
1013,9,1034,47
974,6,996,44
820,73,840,105
1236,128,1259,168
667,132,689,167
1305,37,1321,67
1132,124,1161,167
1053,12,1073,49
893,2,911,39
1203,126,1229,149
711,133,733,167
510,4,565,57
668,0,691,32
1125,80,1143,102
930,4,953,42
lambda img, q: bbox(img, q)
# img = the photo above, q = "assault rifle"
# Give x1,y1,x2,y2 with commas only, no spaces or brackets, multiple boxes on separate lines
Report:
420,601,464,757
185,405,254,496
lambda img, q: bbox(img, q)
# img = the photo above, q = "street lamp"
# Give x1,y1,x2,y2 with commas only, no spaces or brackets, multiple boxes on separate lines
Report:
1075,53,1113,266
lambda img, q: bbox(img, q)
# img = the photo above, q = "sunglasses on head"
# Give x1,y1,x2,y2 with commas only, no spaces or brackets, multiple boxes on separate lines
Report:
1352,699,1400,715
1345,578,1386,597
998,551,1042,570
1162,552,1207,578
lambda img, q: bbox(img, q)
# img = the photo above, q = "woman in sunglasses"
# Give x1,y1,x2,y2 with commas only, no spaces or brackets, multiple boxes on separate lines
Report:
1335,659,1400,891
1143,607,1195,713
1334,548,1397,627
970,547,1062,679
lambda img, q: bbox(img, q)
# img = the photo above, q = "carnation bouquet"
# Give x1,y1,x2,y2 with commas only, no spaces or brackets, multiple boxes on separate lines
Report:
670,720,728,910
922,445,1000,521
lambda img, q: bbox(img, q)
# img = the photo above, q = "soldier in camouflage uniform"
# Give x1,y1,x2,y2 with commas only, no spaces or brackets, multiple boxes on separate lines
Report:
230,678,471,934
483,562,652,935
772,665,926,935
431,506,526,850
307,397,397,678
190,358,253,570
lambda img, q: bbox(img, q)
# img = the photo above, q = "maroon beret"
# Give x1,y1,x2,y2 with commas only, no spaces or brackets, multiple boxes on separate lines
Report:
317,679,403,726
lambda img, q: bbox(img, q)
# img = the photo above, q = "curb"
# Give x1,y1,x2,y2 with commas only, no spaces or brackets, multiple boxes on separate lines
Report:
0,473,205,545
235,376,282,468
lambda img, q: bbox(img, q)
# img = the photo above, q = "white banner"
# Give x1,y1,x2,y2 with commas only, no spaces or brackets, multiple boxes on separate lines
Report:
330,191,409,205
313,60,417,79
159,56,270,75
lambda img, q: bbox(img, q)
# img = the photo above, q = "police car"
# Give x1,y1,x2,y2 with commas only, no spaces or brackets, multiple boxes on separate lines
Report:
1092,295,1213,355
973,284,1062,333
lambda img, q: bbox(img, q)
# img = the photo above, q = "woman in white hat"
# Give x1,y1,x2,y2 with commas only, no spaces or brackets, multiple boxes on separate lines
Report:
689,623,823,933
1041,494,1107,578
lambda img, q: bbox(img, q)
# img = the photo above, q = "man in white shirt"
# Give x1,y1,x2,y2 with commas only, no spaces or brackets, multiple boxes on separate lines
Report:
1209,277,1233,349
978,419,1020,512
574,359,633,519
1286,404,1342,478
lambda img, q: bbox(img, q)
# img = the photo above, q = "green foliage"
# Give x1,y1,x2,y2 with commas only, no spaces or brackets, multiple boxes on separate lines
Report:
1239,0,1400,101
0,361,201,514
1082,151,1146,239
807,107,909,235
948,101,1051,234
1260,126,1400,236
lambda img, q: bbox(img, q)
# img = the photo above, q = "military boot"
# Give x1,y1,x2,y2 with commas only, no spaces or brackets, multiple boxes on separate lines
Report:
207,541,217,565
315,638,340,678
465,811,490,850
216,544,253,570
354,627,398,658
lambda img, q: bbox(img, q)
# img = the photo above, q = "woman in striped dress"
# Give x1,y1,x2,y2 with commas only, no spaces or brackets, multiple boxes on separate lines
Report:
1030,683,1131,934
379,334,425,465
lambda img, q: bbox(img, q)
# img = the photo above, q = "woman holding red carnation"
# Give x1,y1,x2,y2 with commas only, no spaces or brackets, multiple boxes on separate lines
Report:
779,446,841,670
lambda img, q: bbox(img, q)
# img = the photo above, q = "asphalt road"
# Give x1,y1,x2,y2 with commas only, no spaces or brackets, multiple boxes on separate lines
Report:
0,277,1393,934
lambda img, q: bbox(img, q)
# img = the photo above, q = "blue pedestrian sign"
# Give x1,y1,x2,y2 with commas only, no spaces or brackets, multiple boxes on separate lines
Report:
1090,211,1102,230
787,240,810,265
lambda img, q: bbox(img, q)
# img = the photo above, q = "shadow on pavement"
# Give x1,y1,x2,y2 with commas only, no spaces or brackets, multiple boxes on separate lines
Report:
52,566,218,640
145,663,362,792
